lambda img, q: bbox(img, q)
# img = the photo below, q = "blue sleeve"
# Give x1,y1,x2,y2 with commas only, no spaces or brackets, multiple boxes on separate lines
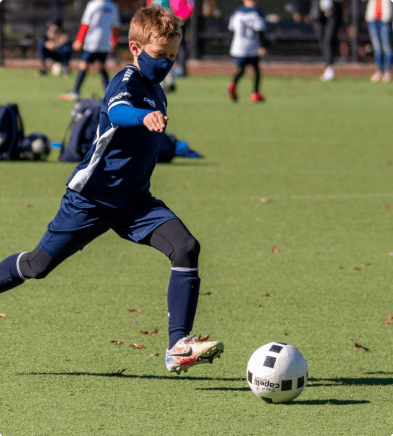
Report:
108,104,153,127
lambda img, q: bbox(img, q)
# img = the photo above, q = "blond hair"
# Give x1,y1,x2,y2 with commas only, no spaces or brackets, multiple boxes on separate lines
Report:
129,6,182,46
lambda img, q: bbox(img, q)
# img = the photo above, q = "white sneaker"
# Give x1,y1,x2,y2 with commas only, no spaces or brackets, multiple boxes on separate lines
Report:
321,66,335,81
371,71,383,82
382,72,392,83
165,335,224,374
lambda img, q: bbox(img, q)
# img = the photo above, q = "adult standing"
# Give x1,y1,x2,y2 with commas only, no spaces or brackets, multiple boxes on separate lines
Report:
309,0,346,81
365,0,393,82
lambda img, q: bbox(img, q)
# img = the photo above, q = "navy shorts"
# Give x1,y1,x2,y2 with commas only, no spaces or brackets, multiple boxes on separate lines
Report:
234,56,260,68
39,189,177,258
81,51,108,64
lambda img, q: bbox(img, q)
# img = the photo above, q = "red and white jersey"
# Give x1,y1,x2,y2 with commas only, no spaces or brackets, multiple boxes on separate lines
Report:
80,0,120,52
365,0,392,22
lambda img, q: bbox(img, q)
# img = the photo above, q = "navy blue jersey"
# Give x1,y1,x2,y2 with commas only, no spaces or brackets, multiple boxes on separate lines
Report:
67,65,168,209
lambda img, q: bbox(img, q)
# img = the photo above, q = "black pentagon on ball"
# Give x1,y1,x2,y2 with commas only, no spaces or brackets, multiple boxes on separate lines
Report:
263,356,276,368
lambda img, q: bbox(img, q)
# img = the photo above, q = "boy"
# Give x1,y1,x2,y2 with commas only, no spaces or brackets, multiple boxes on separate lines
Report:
59,0,121,101
0,6,223,374
228,0,267,102
38,20,72,76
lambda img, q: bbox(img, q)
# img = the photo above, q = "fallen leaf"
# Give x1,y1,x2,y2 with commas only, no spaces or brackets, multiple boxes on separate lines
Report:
259,293,274,297
386,204,393,210
139,328,160,336
111,340,124,345
149,353,159,357
338,266,345,269
124,309,143,313
260,197,272,203
361,263,372,267
284,332,289,336
23,203,33,208
0,313,6,317
353,267,361,271
272,246,279,253
388,161,392,165
61,357,70,361
129,343,146,349
353,342,370,352
382,315,393,325
197,334,210,342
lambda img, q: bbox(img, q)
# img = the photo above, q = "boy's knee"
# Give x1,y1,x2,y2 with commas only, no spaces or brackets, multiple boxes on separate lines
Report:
19,248,54,280
173,236,200,268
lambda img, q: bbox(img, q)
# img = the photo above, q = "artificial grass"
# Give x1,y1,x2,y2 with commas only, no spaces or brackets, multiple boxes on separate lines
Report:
0,68,392,435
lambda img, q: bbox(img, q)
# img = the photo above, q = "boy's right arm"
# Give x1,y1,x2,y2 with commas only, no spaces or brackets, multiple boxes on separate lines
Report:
109,104,168,133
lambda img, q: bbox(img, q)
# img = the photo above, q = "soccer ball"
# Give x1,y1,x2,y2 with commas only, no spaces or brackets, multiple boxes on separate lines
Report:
51,62,62,77
247,342,308,404
20,133,51,160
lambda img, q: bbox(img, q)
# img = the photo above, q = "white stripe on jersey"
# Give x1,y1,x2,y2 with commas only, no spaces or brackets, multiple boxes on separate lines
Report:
122,68,134,82
67,125,117,192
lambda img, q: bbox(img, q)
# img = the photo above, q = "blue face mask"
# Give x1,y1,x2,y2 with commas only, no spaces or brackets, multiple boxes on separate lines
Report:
138,50,175,84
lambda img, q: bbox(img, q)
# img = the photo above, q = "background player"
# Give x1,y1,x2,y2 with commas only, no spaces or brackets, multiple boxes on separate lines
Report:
59,0,120,101
228,0,267,102
38,19,72,76
0,6,223,375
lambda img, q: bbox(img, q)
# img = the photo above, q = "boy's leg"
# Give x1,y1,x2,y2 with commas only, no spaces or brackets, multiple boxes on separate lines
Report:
113,197,224,373
96,53,110,90
0,253,27,293
0,190,114,294
228,58,246,101
146,218,201,348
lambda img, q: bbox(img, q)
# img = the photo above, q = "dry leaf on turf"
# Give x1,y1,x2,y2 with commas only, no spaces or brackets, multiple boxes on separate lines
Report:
124,309,143,313
259,293,274,297
382,315,393,325
61,357,70,361
130,343,146,349
150,328,160,336
353,342,370,352
0,313,6,317
197,334,210,341
149,353,159,357
111,340,124,345
138,330,149,335
272,246,279,253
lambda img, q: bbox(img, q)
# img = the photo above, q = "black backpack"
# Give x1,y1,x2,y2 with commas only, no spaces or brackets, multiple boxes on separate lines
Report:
0,103,25,160
60,99,102,162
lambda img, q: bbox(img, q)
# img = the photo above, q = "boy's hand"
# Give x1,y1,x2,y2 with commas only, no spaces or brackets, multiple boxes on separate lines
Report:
143,111,168,133
258,47,267,57
72,40,83,52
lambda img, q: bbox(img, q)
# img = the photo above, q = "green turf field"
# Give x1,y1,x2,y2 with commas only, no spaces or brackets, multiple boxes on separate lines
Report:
0,68,393,436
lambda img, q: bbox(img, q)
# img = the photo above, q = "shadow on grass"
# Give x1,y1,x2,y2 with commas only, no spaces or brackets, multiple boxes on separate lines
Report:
290,399,370,406
308,377,393,387
17,372,244,382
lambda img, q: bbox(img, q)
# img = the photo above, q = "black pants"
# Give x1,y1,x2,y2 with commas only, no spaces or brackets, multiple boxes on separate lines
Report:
312,3,342,66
